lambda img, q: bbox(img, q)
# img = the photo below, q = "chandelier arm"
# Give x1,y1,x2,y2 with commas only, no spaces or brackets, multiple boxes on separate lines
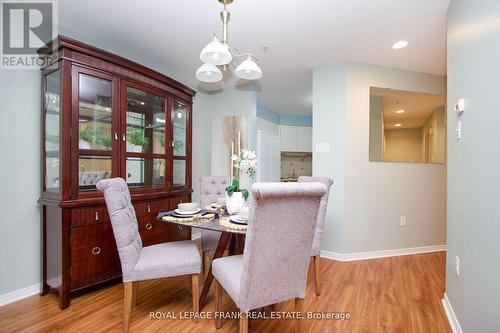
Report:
228,47,258,60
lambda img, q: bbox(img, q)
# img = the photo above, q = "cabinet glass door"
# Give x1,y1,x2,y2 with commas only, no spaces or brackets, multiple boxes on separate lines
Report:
172,100,189,188
172,101,187,157
75,68,117,192
124,84,167,189
44,70,61,192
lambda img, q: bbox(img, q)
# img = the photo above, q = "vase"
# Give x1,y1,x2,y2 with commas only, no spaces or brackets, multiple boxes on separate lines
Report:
226,191,244,215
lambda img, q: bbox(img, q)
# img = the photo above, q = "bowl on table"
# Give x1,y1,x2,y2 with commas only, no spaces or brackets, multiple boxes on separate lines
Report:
238,206,249,220
176,202,201,215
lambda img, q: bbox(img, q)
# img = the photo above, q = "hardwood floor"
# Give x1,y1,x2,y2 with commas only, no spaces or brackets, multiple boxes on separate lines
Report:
0,252,450,333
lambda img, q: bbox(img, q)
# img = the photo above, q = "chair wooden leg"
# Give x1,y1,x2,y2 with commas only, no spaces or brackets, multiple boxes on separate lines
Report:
215,278,222,329
313,255,321,296
132,282,138,307
239,312,248,333
188,276,193,296
203,251,211,274
295,298,303,333
191,274,200,323
123,282,134,333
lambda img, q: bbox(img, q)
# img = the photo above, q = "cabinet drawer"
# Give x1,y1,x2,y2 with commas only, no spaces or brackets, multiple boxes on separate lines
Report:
71,206,110,226
70,223,121,290
138,198,190,246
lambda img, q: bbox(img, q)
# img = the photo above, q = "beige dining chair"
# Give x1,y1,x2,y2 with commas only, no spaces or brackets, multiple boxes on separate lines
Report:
212,182,326,333
298,176,333,296
97,178,201,333
200,176,230,271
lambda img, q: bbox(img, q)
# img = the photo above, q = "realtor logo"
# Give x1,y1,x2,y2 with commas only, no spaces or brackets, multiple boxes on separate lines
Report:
1,0,58,69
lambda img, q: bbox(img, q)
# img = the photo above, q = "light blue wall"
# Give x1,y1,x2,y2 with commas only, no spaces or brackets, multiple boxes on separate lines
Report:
445,0,500,331
313,62,446,254
256,105,281,124
0,70,42,296
280,114,313,127
257,104,312,126
312,63,348,252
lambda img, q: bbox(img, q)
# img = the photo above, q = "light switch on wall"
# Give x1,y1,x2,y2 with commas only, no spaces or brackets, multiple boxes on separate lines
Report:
455,98,465,114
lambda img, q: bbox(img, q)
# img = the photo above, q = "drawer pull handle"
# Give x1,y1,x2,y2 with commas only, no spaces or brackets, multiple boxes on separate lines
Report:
114,132,118,140
92,247,101,255
146,223,152,230
122,134,126,141
95,212,99,221
147,205,151,213
178,225,184,230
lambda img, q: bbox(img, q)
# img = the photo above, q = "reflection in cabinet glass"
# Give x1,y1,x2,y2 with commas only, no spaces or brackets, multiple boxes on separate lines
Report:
126,157,165,188
173,101,187,156
78,74,113,151
126,87,165,154
44,70,60,192
173,159,186,187
79,156,112,190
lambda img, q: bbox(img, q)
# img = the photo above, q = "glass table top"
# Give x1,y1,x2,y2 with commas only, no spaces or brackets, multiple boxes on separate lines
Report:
156,211,246,234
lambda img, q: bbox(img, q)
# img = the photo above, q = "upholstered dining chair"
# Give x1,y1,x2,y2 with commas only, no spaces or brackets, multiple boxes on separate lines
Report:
200,176,230,271
298,176,333,296
97,178,201,333
213,182,326,333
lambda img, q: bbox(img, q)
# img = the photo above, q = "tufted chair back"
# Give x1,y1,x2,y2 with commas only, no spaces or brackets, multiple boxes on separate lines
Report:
96,178,142,282
200,176,230,207
298,176,333,257
238,182,326,312
199,176,230,252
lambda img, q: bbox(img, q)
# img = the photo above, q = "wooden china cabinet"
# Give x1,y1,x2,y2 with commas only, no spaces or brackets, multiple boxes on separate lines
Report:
39,36,195,309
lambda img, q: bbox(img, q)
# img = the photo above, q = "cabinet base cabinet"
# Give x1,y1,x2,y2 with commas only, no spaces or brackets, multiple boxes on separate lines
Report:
42,195,191,309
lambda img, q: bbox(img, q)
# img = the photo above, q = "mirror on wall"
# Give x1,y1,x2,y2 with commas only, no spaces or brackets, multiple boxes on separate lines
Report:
369,87,446,164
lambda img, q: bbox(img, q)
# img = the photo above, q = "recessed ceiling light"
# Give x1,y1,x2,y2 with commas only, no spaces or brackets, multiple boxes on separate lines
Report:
392,40,408,49
395,123,402,127
396,109,405,114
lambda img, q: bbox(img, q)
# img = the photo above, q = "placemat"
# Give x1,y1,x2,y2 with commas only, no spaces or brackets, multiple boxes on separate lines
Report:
219,216,248,231
159,210,216,224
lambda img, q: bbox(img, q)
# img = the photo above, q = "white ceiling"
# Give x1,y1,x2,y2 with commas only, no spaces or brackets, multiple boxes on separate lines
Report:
371,87,445,129
59,0,450,116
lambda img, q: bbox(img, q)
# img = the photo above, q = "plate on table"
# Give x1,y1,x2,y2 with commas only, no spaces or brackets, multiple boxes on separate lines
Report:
174,208,201,215
229,215,248,225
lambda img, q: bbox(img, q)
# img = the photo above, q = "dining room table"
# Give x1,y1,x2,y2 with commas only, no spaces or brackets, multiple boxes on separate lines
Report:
157,209,246,310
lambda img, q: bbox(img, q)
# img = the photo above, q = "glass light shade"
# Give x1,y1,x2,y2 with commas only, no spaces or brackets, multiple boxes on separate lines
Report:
196,63,223,83
235,56,262,80
200,37,232,66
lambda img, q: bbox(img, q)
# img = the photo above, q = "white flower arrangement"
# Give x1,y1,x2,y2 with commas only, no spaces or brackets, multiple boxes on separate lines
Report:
231,149,257,178
226,149,258,200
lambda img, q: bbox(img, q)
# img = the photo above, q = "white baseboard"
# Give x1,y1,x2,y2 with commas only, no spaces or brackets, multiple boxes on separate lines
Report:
320,245,446,262
0,283,41,307
441,293,463,333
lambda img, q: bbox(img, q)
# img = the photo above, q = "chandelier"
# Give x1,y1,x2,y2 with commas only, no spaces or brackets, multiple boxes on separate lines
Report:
196,0,262,83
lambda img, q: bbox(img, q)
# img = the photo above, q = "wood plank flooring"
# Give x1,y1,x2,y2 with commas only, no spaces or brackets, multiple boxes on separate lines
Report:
0,252,451,333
